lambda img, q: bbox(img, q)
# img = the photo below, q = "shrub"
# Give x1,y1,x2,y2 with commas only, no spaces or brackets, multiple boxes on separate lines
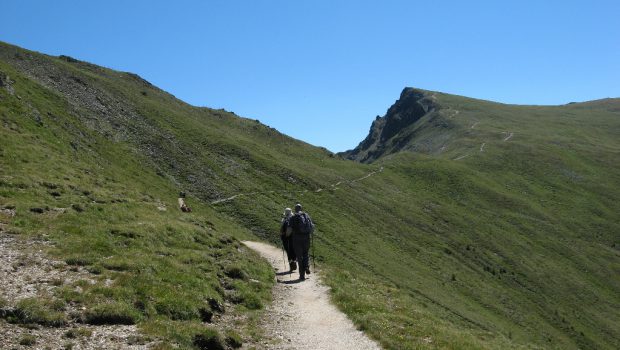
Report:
102,258,132,271
241,293,262,310
225,330,243,349
198,307,213,323
84,302,140,325
64,327,92,339
193,328,225,350
13,298,66,327
19,334,37,346
207,298,225,313
224,265,247,280
64,256,92,266
87,264,103,274
154,297,198,320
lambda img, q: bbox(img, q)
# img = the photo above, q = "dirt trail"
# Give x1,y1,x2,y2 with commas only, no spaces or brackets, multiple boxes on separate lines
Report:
350,166,383,183
453,154,470,161
242,241,381,350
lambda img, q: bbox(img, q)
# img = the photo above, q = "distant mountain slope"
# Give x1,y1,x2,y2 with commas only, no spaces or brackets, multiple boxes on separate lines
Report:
2,41,619,350
341,87,620,164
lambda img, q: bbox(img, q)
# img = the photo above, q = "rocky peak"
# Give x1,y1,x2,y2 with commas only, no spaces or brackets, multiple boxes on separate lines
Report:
340,87,437,162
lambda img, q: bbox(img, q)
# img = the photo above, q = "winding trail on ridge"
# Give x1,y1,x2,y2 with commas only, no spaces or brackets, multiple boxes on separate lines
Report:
211,167,384,205
243,241,381,350
453,154,470,161
503,132,514,141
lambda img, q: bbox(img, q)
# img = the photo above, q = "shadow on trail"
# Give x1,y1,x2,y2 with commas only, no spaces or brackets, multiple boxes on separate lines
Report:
278,278,305,285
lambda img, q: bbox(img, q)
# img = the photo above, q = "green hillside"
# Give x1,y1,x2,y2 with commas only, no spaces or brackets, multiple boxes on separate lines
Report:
1,41,619,349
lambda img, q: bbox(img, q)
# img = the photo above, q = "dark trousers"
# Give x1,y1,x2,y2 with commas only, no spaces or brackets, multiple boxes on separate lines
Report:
292,233,310,277
281,235,296,262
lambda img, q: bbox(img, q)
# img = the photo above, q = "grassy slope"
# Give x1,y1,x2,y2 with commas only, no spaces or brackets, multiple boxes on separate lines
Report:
1,42,619,349
330,90,620,349
0,50,275,349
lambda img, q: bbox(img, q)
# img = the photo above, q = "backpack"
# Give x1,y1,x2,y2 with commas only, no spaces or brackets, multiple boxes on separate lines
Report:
281,217,293,237
292,212,314,234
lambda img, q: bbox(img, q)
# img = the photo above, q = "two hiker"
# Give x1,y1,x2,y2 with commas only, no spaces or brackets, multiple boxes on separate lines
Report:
280,203,314,281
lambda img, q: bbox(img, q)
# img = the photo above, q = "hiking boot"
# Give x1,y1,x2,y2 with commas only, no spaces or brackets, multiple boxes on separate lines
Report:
299,274,305,281
305,267,311,275
289,261,297,272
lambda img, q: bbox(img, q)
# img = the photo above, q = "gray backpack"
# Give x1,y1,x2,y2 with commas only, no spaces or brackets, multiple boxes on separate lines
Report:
292,212,314,234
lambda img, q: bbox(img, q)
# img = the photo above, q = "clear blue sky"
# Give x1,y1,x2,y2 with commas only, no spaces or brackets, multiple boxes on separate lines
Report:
2,1,619,152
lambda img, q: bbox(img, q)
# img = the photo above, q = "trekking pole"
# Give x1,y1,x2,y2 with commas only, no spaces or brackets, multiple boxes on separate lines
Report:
311,232,316,270
281,242,287,271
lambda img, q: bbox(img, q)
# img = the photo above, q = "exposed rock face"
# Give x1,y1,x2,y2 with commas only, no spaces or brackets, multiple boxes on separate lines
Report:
341,88,437,163
0,42,221,200
0,72,15,95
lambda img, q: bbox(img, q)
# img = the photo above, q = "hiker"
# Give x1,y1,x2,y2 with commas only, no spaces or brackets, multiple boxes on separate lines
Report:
280,207,297,271
289,203,314,280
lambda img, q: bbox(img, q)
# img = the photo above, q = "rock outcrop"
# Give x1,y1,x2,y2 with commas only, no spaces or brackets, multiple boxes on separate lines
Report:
341,87,438,163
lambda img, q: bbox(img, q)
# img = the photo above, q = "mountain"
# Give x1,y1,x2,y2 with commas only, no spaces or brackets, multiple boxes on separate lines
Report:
1,41,619,349
342,87,620,164
341,88,440,162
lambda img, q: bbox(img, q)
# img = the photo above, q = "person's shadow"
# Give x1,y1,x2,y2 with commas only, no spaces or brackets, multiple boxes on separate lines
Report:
275,270,306,284
277,278,305,284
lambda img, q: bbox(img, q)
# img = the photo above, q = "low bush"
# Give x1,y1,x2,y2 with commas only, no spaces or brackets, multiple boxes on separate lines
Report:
13,298,66,327
19,334,37,346
64,256,92,266
224,265,248,280
225,329,243,349
84,302,140,325
193,328,225,350
154,297,198,320
64,327,93,339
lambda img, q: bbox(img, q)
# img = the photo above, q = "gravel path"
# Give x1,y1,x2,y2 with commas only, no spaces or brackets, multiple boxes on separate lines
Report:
242,241,381,350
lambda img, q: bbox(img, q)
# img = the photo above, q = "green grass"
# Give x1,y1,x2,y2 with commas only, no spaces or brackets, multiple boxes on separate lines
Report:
0,45,275,348
64,327,93,339
19,334,37,346
11,298,67,327
1,41,619,349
